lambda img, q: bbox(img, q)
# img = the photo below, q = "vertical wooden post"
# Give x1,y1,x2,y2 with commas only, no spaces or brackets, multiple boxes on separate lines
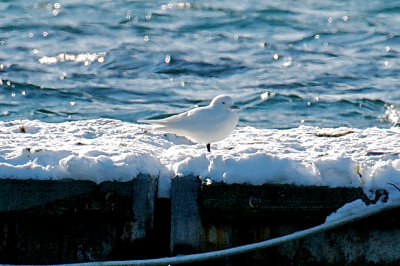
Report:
129,174,157,241
170,175,203,255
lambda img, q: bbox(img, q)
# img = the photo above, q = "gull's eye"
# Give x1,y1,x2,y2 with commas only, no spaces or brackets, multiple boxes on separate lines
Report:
222,101,225,104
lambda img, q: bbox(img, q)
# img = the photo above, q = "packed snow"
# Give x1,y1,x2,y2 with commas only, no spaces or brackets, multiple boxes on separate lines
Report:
1,119,400,199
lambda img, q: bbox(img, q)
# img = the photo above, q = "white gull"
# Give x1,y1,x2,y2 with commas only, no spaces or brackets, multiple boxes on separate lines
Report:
140,94,239,152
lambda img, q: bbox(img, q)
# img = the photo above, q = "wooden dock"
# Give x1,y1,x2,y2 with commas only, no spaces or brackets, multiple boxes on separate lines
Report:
0,174,398,265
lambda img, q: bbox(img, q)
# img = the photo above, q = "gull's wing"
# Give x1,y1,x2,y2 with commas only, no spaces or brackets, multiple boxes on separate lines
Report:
141,106,207,124
140,105,216,131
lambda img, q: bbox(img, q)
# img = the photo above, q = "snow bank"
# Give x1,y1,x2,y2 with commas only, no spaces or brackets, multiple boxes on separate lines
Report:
1,119,400,198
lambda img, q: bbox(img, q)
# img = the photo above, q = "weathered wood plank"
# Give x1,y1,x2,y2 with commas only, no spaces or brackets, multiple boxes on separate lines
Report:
200,182,373,223
0,179,133,217
0,175,159,264
0,179,96,213
123,173,157,241
170,175,204,255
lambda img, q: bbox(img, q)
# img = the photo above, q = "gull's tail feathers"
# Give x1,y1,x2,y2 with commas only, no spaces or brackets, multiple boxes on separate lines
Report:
138,119,168,125
138,119,172,131
138,119,155,124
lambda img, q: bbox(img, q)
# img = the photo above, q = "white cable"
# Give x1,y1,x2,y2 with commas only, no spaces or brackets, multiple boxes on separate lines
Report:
31,202,397,266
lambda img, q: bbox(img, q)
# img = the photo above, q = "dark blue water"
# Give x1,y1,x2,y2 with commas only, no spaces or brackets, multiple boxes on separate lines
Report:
1,0,399,129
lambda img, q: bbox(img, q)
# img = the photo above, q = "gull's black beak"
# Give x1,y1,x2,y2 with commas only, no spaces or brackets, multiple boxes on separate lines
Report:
231,105,240,110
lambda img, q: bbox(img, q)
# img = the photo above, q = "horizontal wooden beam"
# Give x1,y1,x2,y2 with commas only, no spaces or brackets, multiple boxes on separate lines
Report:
200,182,375,223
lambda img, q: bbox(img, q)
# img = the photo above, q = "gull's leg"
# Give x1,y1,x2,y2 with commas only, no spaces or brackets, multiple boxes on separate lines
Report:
206,143,211,152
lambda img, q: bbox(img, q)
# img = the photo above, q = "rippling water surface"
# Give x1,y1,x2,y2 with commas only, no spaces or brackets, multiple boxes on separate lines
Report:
1,0,399,129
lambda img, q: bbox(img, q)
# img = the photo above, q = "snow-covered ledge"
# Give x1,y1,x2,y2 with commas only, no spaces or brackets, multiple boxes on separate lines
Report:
1,119,400,198
1,119,400,264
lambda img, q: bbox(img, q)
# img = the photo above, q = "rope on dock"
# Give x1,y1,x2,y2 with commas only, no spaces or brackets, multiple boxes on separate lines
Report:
33,201,398,266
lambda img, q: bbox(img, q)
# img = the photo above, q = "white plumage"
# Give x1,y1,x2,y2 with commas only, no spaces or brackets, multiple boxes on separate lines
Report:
140,94,239,152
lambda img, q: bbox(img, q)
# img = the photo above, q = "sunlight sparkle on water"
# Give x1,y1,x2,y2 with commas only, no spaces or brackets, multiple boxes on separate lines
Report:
384,104,400,125
146,12,152,20
52,2,61,16
260,92,275,101
39,52,106,65
165,55,171,64
260,92,269,101
283,57,292,67
161,2,191,9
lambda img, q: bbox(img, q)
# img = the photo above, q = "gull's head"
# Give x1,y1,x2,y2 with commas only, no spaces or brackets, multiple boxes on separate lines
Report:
210,94,239,110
